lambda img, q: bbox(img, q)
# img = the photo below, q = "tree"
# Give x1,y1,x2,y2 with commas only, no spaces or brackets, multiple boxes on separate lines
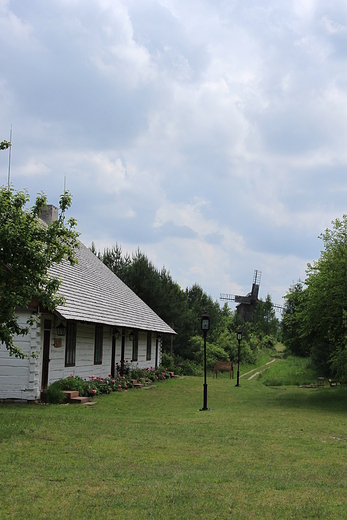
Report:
282,215,347,377
0,140,11,150
0,187,79,358
282,281,310,357
252,294,279,338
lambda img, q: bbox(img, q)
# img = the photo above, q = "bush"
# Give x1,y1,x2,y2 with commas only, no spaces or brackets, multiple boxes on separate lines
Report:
161,353,175,371
182,359,202,376
46,382,65,404
260,335,276,350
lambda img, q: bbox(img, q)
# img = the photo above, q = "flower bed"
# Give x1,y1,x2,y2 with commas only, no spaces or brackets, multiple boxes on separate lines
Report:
47,366,175,403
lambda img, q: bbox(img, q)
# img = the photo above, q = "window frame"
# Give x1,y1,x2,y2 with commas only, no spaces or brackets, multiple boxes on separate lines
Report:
65,322,77,367
132,330,138,361
94,324,103,365
146,331,152,361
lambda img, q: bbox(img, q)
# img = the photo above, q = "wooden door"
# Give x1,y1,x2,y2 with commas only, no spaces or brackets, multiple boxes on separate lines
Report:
41,330,50,389
111,335,116,378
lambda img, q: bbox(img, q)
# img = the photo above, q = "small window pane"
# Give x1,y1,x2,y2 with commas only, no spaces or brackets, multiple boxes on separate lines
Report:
146,332,151,361
65,322,76,367
94,325,103,365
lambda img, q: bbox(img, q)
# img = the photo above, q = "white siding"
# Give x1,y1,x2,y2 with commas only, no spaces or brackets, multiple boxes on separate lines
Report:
0,310,41,401
0,311,164,400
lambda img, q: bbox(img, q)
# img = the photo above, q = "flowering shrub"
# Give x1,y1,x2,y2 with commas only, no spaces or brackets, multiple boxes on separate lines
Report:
47,365,177,402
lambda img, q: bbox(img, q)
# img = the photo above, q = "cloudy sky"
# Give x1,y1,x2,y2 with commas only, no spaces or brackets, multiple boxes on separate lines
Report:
1,0,347,309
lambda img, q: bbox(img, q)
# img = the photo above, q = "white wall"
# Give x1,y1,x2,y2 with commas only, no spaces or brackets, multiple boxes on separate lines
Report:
0,312,163,400
47,323,162,384
0,310,41,401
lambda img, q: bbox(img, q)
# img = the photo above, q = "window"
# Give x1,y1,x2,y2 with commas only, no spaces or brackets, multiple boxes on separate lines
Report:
65,322,76,367
94,324,103,365
146,332,151,361
132,330,138,361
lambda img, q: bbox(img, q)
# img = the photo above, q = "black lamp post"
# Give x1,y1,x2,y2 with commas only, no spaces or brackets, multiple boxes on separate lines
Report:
200,311,210,411
236,329,242,387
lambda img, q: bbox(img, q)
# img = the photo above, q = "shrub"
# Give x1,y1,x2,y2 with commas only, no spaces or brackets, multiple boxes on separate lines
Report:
161,353,175,371
182,359,202,376
46,382,65,404
260,335,276,350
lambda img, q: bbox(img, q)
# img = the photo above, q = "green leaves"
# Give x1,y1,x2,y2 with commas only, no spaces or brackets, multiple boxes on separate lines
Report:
283,215,347,377
0,186,79,358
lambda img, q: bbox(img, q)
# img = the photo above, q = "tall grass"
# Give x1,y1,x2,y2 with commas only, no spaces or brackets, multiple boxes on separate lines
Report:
258,355,318,386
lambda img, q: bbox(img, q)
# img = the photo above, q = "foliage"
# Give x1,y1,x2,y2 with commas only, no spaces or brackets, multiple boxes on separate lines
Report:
93,242,279,366
281,281,309,357
0,140,11,150
48,366,175,400
282,215,347,378
260,334,276,350
252,294,279,339
0,187,79,358
46,381,65,404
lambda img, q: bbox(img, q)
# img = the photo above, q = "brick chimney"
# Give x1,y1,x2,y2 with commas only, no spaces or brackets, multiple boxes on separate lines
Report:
40,205,58,224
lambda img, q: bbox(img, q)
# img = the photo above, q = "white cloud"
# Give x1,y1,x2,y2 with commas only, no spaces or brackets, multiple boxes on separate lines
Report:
1,0,347,305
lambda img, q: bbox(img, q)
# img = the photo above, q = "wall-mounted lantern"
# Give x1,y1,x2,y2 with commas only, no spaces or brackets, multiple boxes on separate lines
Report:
129,331,134,342
112,328,120,339
56,322,66,337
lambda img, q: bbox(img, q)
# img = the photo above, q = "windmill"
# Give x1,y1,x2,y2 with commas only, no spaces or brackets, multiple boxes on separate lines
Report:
220,270,262,322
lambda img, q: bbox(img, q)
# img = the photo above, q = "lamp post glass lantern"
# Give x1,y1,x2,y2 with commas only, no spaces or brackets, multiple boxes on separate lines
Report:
200,311,210,411
236,329,242,387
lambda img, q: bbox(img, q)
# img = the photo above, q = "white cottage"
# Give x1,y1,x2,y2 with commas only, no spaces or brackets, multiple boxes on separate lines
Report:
0,206,175,401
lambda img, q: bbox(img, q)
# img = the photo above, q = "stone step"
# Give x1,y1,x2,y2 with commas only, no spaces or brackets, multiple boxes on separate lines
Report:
83,401,96,406
62,390,79,400
70,396,89,404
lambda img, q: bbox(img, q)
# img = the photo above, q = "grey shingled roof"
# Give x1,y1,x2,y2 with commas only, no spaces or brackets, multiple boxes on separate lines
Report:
49,242,176,335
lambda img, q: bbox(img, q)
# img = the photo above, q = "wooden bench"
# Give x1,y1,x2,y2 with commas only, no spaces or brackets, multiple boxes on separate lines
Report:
213,360,234,379
317,377,325,387
328,379,338,387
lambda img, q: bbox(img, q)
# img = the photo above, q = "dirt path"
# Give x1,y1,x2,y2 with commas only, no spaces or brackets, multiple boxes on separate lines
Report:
240,357,277,380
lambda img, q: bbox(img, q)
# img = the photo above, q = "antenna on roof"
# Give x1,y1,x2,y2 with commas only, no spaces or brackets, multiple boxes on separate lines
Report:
7,124,12,189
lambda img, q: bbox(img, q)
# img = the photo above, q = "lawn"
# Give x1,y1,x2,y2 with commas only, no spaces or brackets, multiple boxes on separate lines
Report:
1,367,347,519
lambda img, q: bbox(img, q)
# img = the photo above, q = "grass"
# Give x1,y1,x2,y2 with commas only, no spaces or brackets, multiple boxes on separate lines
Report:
1,367,347,519
258,355,318,386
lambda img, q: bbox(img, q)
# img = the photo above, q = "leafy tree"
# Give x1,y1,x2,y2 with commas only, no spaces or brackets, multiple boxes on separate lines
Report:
0,187,79,358
304,215,347,375
252,294,279,338
0,140,11,150
282,215,347,377
282,281,310,357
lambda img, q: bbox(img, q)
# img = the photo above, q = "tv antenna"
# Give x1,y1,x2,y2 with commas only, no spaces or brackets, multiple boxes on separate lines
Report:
7,125,12,189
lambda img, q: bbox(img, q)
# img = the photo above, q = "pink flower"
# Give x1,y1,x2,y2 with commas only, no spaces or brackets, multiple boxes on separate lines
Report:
112,380,115,384
84,378,86,381
106,380,109,385
108,374,111,377
92,389,97,395
118,384,122,388
124,390,127,392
